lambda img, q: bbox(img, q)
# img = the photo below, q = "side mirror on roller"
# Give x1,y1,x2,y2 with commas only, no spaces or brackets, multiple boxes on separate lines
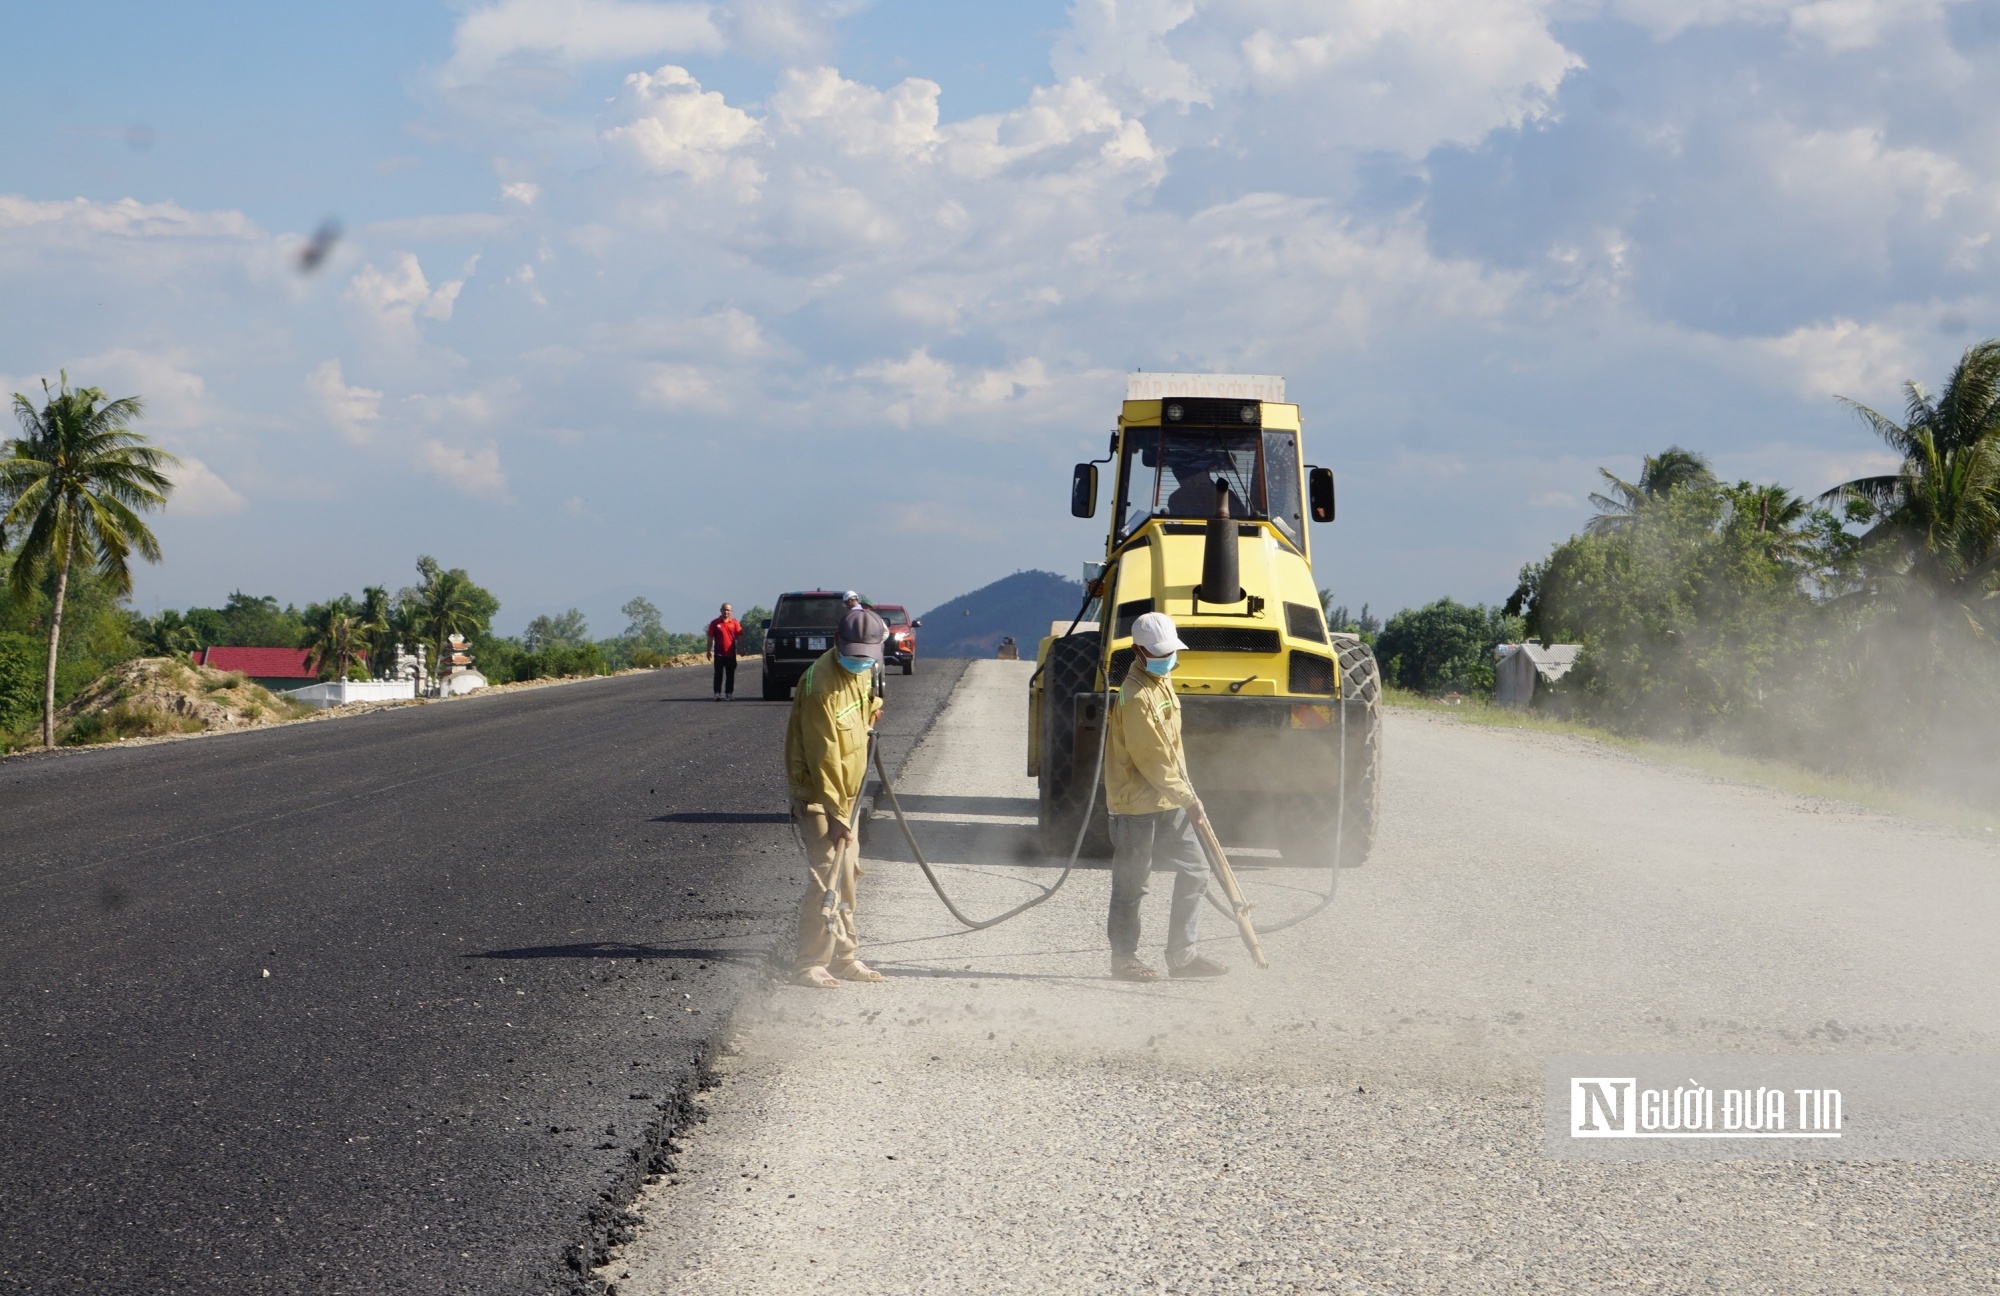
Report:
1071,463,1098,518
912,620,923,629
1309,466,1336,523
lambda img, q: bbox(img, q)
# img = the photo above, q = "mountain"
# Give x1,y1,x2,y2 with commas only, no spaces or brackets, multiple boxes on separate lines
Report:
919,570,1088,658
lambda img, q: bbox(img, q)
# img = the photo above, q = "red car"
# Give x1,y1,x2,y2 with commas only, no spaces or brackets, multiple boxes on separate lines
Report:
875,605,920,674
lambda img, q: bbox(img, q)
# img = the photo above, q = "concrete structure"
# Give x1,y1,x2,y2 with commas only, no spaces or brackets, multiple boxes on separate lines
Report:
441,633,487,696
389,642,428,695
283,679,418,709
442,670,489,696
1494,642,1581,708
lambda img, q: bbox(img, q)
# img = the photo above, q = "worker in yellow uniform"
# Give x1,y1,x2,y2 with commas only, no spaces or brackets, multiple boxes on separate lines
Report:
1104,611,1228,982
784,605,888,988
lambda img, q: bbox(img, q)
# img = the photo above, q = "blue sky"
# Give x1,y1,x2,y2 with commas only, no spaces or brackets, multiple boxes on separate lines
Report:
5,0,1995,634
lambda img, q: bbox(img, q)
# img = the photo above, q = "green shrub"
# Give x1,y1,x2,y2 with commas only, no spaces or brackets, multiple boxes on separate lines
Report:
0,632,38,732
518,641,608,680
1374,598,1522,696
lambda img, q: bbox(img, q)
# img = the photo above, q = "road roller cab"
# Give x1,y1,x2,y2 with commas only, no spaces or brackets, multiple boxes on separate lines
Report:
1029,374,1382,866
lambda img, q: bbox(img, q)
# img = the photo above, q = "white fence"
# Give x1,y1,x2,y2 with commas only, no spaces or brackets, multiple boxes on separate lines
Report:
283,679,419,709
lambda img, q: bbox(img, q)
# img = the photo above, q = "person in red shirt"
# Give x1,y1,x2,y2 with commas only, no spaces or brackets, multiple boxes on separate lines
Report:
707,602,744,701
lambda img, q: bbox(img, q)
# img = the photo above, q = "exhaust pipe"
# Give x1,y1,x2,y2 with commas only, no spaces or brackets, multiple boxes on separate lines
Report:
1200,478,1241,605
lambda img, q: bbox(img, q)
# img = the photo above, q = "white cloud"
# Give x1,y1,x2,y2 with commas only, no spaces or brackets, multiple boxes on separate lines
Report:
1766,125,1972,222
1602,0,1944,49
418,440,510,499
618,307,769,357
11,1,2000,620
0,194,258,242
1054,0,1210,110
441,0,722,86
1755,318,1919,400
167,456,247,517
855,349,1052,427
1787,0,1945,50
769,67,942,160
725,0,845,61
1057,0,1580,156
67,349,212,427
943,78,1158,179
641,363,716,406
602,65,765,187
307,359,384,442
343,254,466,339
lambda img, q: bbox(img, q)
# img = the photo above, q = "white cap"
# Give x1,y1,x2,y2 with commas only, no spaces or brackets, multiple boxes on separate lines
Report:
1130,611,1188,655
843,590,860,601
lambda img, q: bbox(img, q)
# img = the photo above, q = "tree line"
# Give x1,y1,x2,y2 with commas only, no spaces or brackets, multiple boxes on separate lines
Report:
1354,341,2000,801
0,373,768,750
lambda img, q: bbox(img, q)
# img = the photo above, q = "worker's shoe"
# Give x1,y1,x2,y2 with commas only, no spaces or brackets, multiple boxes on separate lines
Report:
794,966,841,989
831,959,885,983
1167,954,1230,979
1111,958,1160,982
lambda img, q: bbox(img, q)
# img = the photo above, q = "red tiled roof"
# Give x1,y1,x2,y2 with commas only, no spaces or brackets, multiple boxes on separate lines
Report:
193,646,317,678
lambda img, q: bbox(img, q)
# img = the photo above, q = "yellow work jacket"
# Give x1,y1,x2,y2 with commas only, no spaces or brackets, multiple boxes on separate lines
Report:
1105,665,1197,815
784,650,883,826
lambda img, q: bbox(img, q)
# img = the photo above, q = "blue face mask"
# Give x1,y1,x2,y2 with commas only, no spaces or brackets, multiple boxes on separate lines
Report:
837,653,875,674
1142,652,1176,676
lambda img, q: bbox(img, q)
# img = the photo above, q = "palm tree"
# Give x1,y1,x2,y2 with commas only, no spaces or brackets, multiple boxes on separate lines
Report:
1725,481,1813,561
147,608,204,658
357,585,391,675
416,566,483,670
1821,340,2000,599
2,376,177,747
302,596,371,681
1586,447,1717,534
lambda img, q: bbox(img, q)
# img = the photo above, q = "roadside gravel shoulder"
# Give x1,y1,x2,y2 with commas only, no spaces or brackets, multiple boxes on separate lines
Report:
600,661,2000,1296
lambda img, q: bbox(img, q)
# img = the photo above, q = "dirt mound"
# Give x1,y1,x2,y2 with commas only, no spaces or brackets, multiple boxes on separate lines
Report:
56,657,314,745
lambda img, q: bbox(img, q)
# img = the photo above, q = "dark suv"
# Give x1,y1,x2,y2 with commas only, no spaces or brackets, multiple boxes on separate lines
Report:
876,605,920,674
760,591,849,700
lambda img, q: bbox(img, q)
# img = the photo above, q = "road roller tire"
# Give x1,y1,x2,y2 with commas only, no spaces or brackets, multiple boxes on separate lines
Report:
1037,631,1113,859
1280,635,1382,869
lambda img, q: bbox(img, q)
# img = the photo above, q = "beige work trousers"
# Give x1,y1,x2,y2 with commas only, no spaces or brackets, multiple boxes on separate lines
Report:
791,800,863,974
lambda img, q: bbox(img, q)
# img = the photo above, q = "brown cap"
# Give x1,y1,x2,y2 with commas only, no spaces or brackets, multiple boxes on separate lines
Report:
837,607,887,661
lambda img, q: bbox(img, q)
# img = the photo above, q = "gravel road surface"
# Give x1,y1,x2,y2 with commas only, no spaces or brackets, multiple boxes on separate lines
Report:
0,656,965,1295
605,660,2000,1295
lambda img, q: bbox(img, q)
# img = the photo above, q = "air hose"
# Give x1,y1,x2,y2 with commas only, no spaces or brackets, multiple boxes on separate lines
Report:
1197,687,1344,935
870,680,1111,930
871,578,1347,940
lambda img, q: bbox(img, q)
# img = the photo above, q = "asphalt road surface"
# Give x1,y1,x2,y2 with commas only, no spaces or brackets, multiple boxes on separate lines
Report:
606,661,2000,1295
0,656,966,1295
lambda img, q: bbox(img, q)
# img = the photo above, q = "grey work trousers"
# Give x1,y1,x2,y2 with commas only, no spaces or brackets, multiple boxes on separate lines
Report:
1107,808,1207,966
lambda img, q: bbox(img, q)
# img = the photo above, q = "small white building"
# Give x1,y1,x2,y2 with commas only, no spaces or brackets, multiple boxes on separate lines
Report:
1493,643,1581,709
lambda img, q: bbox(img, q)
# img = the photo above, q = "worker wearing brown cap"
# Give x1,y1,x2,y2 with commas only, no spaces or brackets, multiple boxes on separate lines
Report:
783,605,887,988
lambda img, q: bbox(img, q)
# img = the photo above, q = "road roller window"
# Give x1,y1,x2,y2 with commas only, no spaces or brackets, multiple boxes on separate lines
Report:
1115,428,1297,543
1262,430,1303,545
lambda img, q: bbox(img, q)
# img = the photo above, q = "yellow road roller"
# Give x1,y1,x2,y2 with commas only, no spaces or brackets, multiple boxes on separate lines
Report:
1028,374,1381,865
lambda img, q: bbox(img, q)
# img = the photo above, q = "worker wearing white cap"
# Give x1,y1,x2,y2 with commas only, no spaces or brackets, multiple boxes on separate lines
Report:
1102,611,1227,981
783,605,887,988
